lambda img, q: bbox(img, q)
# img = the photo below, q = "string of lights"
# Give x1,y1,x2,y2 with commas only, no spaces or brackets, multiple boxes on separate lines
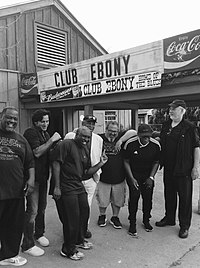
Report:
0,12,23,31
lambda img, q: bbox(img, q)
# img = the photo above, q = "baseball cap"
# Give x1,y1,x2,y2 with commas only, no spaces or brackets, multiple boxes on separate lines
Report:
138,124,153,137
168,99,186,109
83,115,97,123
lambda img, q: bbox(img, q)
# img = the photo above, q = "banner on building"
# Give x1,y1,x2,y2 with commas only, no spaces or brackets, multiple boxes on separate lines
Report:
38,41,163,103
164,29,200,73
40,71,161,103
19,73,38,98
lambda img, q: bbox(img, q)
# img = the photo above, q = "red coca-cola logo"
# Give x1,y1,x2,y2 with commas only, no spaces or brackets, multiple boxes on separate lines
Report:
166,35,200,61
164,30,200,72
22,76,36,87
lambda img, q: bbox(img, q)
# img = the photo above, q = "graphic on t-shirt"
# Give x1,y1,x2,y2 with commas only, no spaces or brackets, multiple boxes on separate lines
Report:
104,142,118,155
0,137,21,161
0,146,14,154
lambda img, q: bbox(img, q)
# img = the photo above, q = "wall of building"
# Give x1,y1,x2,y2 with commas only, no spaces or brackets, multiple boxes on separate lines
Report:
0,4,104,73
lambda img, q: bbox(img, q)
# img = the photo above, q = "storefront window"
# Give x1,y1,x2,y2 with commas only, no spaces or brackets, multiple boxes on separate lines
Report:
105,111,117,125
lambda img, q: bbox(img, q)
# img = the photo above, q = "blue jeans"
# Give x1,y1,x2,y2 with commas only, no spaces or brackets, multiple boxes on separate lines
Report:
21,181,47,251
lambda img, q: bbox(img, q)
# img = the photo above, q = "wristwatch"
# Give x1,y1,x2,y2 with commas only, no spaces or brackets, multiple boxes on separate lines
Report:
149,176,154,181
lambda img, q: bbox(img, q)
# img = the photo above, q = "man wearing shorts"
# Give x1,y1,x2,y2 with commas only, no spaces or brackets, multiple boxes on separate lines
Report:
96,121,136,229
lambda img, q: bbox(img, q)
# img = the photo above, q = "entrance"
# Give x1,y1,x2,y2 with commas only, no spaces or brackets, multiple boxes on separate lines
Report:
48,108,63,138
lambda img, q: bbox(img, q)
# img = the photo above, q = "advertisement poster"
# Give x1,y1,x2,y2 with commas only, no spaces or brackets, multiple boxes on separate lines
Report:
19,73,38,98
164,29,200,73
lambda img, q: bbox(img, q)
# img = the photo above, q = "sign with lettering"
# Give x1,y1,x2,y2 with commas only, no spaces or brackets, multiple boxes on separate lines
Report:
40,71,161,103
164,29,200,73
19,73,38,98
38,41,163,102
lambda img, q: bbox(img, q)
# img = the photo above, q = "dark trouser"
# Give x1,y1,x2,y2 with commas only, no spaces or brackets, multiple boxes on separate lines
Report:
163,169,193,230
21,181,48,251
54,197,68,243
128,182,154,224
0,198,25,261
61,192,89,256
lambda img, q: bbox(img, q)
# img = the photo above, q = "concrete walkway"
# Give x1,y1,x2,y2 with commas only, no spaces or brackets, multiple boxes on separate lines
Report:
21,170,200,268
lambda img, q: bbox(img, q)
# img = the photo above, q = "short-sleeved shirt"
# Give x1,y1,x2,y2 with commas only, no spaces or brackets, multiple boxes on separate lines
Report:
53,139,90,195
123,136,161,181
24,126,50,183
0,129,34,200
99,133,126,184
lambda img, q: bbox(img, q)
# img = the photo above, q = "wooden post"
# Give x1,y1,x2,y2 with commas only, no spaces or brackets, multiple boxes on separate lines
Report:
84,105,93,116
198,180,200,214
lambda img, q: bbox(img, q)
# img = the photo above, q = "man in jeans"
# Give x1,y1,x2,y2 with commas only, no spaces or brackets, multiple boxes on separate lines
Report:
22,109,61,256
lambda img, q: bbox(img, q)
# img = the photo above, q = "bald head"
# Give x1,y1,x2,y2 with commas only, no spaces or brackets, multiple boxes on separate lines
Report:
0,106,18,132
75,126,91,146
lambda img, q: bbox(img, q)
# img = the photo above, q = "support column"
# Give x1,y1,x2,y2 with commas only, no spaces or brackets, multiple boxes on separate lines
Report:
131,109,138,130
84,105,93,116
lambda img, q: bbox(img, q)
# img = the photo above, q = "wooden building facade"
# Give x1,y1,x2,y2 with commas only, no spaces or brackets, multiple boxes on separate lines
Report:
0,0,107,134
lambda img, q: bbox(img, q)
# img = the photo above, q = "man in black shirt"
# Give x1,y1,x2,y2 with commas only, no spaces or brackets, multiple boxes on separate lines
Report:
0,107,34,266
22,109,61,256
123,124,160,237
97,121,136,229
52,126,107,261
155,99,200,239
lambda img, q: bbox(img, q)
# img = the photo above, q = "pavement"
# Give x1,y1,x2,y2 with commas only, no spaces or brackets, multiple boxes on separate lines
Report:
20,169,200,268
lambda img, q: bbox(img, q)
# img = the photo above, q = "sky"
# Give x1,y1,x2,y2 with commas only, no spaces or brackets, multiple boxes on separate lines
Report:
1,0,200,53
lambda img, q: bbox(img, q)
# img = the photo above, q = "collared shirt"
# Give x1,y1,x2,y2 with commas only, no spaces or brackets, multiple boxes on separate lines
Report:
24,126,50,182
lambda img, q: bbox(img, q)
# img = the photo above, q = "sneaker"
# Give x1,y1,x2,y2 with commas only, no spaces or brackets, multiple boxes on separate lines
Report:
110,216,122,229
60,250,84,259
0,255,27,266
36,236,49,247
128,224,138,238
77,240,93,250
85,229,92,239
68,252,83,261
179,228,189,239
23,245,44,256
98,215,107,227
143,222,153,232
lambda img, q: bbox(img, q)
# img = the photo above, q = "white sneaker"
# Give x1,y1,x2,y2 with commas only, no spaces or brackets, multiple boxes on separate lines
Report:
36,236,49,247
0,255,27,266
23,245,44,257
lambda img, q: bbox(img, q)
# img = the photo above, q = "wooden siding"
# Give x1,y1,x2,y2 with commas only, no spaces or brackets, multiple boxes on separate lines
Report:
0,70,20,131
0,5,105,73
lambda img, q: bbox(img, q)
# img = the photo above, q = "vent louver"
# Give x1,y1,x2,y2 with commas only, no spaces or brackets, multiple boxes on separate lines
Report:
36,24,66,66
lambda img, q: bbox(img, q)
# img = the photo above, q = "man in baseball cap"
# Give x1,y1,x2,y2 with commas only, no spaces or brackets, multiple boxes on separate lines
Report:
156,99,200,239
168,99,186,109
138,124,153,137
83,115,97,123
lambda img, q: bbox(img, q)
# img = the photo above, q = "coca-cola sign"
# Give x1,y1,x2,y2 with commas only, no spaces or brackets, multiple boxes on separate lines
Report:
20,73,38,98
164,29,200,73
